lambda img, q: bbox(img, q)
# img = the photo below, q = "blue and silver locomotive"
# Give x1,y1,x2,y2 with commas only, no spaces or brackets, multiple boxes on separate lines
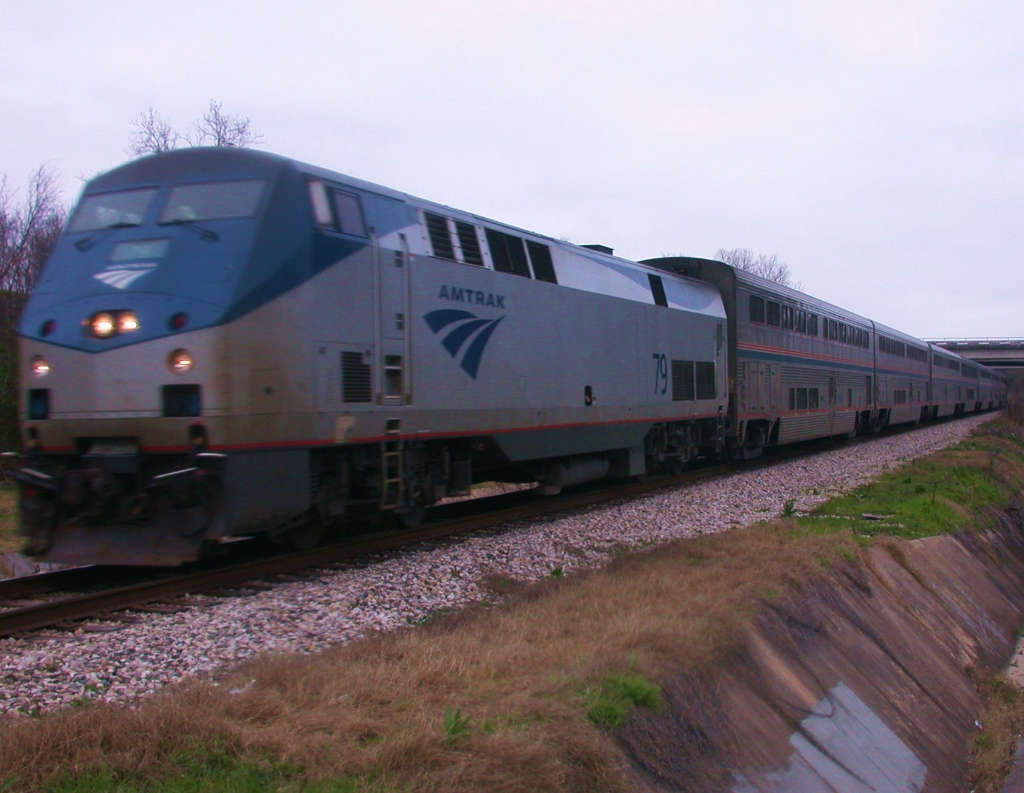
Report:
12,147,1005,565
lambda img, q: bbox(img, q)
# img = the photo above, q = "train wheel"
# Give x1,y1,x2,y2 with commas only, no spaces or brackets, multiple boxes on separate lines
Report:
21,490,57,554
282,512,323,551
395,505,425,529
742,427,764,459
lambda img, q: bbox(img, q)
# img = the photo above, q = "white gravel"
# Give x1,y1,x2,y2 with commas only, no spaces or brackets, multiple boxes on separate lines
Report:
0,414,996,717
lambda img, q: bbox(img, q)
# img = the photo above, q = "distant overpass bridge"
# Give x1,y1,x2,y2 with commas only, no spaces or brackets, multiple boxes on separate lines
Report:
925,338,1024,370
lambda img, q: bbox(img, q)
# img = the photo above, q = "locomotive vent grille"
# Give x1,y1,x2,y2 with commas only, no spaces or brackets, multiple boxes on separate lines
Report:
672,360,695,401
455,221,484,266
526,241,558,284
695,362,716,400
672,360,716,401
342,351,372,403
425,212,455,260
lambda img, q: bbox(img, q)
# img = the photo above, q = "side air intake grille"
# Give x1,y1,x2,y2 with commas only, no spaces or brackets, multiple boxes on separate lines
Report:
695,362,716,400
672,360,695,401
342,352,372,403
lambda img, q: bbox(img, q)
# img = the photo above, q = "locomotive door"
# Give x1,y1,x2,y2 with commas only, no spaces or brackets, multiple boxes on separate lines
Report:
827,374,836,435
374,231,410,405
747,362,764,412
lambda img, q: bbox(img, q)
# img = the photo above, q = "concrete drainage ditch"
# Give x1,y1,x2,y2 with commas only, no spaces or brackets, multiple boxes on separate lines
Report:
618,507,1024,793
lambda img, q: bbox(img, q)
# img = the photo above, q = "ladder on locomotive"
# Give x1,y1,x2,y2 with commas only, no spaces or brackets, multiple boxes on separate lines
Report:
380,432,403,510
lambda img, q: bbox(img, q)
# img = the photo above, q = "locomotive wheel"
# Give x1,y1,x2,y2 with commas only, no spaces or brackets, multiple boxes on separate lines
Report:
395,505,425,530
21,493,57,555
167,478,217,537
282,512,323,551
742,427,764,459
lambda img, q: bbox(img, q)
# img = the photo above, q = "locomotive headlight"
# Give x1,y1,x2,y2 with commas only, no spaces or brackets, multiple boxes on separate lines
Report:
167,348,194,375
117,312,139,333
30,355,50,378
89,312,116,339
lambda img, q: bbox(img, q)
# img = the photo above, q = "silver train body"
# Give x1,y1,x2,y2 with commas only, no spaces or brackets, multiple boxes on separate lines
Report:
12,148,1006,565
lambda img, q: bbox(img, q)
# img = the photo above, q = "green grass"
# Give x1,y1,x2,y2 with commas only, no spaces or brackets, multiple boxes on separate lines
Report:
443,707,473,745
795,448,1018,541
36,749,378,793
585,673,663,728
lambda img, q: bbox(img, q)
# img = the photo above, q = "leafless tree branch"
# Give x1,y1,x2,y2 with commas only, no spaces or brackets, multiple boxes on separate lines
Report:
715,247,801,290
0,166,66,444
126,107,178,156
184,100,264,148
127,101,265,156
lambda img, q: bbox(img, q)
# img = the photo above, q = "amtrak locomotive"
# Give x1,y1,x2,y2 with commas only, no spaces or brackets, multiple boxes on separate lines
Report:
12,148,1006,566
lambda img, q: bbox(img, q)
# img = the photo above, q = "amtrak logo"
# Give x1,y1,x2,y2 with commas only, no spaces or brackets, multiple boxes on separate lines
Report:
423,309,505,379
93,263,156,289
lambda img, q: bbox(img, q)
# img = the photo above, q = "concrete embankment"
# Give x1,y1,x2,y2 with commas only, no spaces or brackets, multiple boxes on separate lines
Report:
619,508,1024,792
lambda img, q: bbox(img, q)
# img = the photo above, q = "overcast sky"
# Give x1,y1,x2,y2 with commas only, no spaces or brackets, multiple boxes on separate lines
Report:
3,1,1022,338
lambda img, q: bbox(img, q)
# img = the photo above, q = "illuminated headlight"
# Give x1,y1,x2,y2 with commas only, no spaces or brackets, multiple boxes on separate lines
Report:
30,355,50,378
89,312,116,339
167,348,194,375
85,310,140,339
117,312,140,333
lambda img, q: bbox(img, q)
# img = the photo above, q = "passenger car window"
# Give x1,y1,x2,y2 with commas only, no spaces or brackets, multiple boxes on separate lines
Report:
767,301,780,327
69,188,158,232
749,296,765,323
159,180,264,223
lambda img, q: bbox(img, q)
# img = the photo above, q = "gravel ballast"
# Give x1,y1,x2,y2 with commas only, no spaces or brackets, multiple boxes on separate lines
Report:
0,414,996,717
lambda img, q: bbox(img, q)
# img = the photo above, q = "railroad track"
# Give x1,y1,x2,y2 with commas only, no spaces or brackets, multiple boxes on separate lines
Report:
0,414,981,639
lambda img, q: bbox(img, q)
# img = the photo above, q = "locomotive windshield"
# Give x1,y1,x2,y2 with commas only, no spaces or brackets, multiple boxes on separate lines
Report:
68,188,157,232
158,180,265,224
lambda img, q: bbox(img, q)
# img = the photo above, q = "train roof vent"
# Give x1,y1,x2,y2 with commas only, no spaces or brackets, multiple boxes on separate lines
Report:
526,241,558,284
581,244,614,255
425,212,455,260
485,229,532,279
455,221,484,266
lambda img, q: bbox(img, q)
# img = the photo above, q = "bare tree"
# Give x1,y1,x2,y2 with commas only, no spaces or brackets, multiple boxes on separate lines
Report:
127,101,265,156
0,166,66,449
126,107,177,156
185,100,264,148
0,167,65,338
715,247,801,290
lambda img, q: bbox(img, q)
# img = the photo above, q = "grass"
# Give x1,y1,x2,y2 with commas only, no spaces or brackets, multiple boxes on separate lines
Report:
794,422,1024,542
584,673,662,728
0,483,19,555
969,675,1024,793
2,413,1023,792
38,748,376,792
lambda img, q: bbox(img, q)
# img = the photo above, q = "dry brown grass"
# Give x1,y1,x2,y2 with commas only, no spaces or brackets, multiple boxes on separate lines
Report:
969,675,1024,793
0,483,19,555
0,521,860,792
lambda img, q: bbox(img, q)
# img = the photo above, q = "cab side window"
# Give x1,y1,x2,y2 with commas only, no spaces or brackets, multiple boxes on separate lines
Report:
308,179,368,237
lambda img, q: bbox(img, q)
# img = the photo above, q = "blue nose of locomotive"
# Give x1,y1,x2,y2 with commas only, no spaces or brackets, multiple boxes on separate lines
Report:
21,227,245,350
17,148,299,350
